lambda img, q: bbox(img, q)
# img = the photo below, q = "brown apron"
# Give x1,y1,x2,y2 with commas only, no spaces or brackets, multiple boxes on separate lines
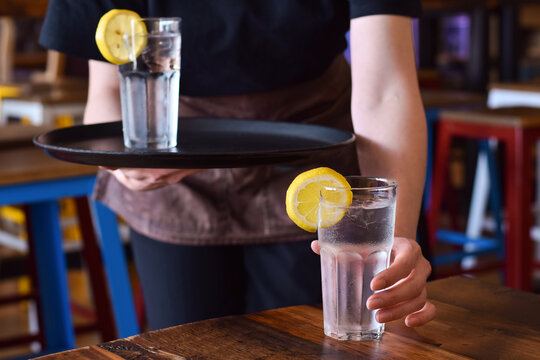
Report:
94,55,359,245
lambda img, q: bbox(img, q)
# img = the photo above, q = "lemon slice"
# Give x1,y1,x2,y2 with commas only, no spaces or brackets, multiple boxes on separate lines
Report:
95,9,147,65
286,167,352,232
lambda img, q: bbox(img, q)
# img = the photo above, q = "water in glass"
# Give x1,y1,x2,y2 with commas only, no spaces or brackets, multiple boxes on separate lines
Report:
119,32,180,149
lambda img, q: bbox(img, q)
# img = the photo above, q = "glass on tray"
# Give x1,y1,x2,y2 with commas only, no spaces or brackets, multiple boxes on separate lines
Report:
119,17,181,149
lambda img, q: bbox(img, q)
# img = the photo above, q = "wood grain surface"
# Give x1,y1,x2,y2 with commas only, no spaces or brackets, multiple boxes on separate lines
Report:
440,107,540,128
0,146,96,186
36,276,540,360
421,90,486,110
1,79,89,104
0,124,55,148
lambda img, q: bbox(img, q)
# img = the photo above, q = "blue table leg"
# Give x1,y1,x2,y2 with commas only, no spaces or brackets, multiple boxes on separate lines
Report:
424,108,440,211
417,109,440,264
482,140,505,261
28,201,75,351
92,201,139,337
431,140,505,268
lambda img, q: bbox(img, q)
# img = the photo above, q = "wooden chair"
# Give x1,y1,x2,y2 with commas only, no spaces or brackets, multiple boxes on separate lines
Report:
0,0,59,82
0,16,66,84
0,9,87,127
0,16,16,84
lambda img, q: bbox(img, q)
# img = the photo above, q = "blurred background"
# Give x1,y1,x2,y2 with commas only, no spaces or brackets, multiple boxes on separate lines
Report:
1,0,540,358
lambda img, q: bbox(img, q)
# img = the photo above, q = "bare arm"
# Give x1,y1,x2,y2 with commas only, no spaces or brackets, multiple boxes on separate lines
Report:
85,59,200,189
350,15,426,239
84,60,122,124
349,15,435,326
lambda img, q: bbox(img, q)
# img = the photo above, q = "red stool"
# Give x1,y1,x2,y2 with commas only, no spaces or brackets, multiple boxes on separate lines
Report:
428,107,540,291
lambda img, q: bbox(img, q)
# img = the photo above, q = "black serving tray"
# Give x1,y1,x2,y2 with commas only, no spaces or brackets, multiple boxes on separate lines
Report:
33,118,355,169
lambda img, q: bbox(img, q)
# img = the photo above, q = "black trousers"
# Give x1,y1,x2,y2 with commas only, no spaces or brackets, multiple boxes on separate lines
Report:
130,230,322,330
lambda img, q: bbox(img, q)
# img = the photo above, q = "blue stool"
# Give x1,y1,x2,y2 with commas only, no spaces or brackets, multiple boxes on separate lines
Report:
0,147,139,356
431,139,505,267
420,91,505,271
427,107,540,290
421,90,487,210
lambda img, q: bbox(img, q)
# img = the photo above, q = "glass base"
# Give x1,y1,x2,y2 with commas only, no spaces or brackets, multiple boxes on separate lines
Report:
324,329,383,341
124,139,177,150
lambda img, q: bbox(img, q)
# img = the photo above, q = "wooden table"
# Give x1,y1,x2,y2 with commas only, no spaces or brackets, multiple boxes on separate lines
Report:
37,276,540,360
0,123,55,148
0,80,88,126
487,82,540,109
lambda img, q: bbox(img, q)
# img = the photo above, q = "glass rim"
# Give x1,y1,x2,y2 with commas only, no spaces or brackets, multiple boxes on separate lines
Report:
134,17,182,23
322,176,397,192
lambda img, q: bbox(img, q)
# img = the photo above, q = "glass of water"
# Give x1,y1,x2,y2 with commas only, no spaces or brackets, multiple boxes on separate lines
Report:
119,17,181,149
318,177,397,341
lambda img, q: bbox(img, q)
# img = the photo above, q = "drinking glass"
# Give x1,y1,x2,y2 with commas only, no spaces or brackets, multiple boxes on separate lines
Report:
118,17,181,149
318,177,397,340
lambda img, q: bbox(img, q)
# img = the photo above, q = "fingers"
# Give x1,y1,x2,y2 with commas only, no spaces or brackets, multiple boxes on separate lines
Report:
311,240,320,255
365,236,435,327
166,169,201,184
117,168,176,182
405,301,437,327
111,169,161,191
374,288,427,323
367,255,431,309
371,238,427,291
109,168,201,191
367,266,428,308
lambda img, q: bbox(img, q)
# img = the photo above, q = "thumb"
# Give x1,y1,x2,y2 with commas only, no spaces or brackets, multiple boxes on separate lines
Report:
311,240,320,255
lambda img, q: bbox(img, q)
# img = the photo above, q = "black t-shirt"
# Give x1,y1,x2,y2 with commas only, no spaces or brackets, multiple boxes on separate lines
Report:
39,0,421,96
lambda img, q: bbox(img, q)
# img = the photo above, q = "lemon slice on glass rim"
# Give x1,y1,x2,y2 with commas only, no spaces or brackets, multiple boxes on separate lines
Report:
286,167,353,232
95,9,147,65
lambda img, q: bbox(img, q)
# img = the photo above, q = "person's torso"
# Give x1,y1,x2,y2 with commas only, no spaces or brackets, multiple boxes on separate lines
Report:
40,0,349,96
143,0,350,96
40,0,421,97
